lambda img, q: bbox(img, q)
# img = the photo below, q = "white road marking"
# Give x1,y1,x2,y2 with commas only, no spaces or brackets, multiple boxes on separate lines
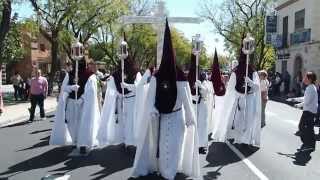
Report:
226,142,269,180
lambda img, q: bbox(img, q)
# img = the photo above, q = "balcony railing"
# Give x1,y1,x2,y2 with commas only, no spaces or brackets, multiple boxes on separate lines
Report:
290,28,311,45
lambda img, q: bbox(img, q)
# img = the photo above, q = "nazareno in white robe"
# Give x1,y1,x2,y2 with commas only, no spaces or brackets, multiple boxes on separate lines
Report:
131,77,200,180
97,72,141,147
212,72,262,147
49,74,101,148
193,80,214,147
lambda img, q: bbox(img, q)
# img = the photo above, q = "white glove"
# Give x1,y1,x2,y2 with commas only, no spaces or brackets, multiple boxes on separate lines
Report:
186,120,195,127
286,98,294,102
195,80,202,88
76,97,84,105
121,82,135,91
294,103,303,109
244,77,254,86
192,95,199,102
151,108,160,121
70,85,80,91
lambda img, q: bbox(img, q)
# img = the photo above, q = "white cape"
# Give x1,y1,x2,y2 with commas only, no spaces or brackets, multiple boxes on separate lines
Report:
49,74,73,145
131,77,200,179
49,74,101,147
76,74,101,147
97,73,141,146
212,72,262,147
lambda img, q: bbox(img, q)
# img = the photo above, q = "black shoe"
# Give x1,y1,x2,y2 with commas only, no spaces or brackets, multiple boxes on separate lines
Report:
314,120,320,127
298,147,315,152
80,146,86,154
295,131,302,136
199,147,207,154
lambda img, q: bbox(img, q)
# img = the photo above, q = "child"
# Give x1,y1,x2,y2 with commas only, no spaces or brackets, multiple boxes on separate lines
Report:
289,72,318,151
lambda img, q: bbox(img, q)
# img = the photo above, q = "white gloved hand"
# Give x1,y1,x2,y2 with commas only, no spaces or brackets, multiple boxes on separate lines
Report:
121,82,134,91
294,103,303,109
195,80,202,88
77,97,84,105
244,77,254,86
71,85,80,91
186,120,195,127
151,108,160,121
286,98,294,102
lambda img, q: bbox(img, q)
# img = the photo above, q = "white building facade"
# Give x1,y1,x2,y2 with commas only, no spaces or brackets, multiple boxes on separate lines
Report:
275,0,320,88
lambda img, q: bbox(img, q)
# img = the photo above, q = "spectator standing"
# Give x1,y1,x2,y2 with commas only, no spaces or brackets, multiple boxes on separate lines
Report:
273,72,282,96
283,71,291,95
259,70,270,128
28,69,48,122
11,72,22,101
289,71,318,151
315,83,320,128
24,77,31,100
0,85,3,115
294,71,303,97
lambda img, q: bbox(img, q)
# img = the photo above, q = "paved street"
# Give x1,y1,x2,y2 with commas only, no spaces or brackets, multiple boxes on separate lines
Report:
0,101,320,180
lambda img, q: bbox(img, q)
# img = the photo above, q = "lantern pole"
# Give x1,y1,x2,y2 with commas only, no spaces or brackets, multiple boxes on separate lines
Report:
192,34,202,124
118,39,128,124
242,33,255,126
71,40,84,101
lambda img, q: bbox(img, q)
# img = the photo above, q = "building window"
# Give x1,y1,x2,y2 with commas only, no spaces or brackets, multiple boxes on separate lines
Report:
283,16,288,48
295,9,305,31
39,43,46,52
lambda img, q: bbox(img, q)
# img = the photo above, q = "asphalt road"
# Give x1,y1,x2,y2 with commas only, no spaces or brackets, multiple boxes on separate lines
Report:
0,101,319,180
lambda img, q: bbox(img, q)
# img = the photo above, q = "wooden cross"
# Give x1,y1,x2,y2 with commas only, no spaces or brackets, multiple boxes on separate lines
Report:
120,0,203,67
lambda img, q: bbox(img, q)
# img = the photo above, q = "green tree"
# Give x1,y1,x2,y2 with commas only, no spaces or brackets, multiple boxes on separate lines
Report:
199,0,276,70
1,14,24,64
29,0,79,93
61,0,128,60
0,0,12,66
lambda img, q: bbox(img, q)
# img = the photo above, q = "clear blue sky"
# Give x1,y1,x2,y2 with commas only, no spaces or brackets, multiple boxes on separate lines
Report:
12,0,225,56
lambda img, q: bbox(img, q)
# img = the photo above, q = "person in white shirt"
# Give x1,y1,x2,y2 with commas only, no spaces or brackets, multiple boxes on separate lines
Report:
259,70,270,128
288,71,318,152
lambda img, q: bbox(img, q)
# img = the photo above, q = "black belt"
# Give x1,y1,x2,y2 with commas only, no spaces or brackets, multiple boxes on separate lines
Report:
124,95,135,99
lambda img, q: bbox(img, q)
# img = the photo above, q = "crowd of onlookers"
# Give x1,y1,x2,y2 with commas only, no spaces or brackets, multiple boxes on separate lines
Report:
10,72,32,101
268,70,306,98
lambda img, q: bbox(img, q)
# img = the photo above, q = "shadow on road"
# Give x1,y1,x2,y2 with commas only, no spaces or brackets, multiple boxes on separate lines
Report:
48,144,135,180
16,135,50,152
277,150,313,166
0,146,73,178
1,121,30,128
203,142,259,179
30,128,52,135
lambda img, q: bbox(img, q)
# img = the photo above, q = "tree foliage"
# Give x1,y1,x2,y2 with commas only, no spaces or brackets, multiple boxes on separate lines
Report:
0,0,13,65
1,14,24,64
199,0,276,70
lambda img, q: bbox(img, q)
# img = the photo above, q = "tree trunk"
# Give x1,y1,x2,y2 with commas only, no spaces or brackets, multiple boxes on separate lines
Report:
48,31,60,95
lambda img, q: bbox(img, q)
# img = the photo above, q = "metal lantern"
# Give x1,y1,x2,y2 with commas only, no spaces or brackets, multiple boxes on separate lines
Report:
71,41,84,60
118,39,129,60
242,33,255,55
192,34,203,55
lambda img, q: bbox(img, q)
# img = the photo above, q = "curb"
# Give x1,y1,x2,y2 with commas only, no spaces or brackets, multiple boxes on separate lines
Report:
0,107,56,128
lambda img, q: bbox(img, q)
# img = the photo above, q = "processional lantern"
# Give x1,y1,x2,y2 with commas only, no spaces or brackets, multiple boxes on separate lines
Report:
242,33,255,55
71,41,85,60
118,39,129,60
192,34,203,55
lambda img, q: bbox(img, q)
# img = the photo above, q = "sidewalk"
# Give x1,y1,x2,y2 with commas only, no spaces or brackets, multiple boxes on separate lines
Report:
0,96,57,128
